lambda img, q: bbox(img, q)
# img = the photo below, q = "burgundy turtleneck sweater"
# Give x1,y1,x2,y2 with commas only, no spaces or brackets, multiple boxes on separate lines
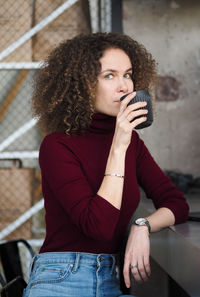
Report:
39,113,189,254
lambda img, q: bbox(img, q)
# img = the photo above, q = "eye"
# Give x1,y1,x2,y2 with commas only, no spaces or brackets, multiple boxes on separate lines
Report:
105,73,114,79
124,73,132,79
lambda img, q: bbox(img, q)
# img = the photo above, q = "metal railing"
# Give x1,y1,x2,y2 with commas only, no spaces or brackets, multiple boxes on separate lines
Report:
0,0,112,243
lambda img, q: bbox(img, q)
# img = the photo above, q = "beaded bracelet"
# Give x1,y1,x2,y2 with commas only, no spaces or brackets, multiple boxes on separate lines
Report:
104,173,124,178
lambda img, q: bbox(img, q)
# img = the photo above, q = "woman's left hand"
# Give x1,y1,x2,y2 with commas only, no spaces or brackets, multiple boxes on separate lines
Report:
123,224,151,288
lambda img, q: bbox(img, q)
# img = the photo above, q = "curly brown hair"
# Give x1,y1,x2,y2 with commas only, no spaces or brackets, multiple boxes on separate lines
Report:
32,32,157,135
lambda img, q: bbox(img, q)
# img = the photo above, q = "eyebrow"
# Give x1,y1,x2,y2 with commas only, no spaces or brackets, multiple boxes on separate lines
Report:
100,67,133,74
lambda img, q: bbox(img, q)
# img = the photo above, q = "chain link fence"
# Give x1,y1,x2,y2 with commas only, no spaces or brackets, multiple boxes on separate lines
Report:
0,0,91,246
0,0,114,284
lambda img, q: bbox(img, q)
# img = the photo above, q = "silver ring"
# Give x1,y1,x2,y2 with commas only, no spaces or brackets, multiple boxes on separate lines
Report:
131,264,138,269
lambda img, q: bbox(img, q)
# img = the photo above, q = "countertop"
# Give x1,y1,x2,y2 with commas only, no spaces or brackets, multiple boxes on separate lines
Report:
134,192,200,297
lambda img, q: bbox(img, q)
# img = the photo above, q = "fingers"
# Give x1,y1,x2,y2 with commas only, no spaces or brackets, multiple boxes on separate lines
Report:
144,254,151,277
118,106,148,129
123,257,151,288
123,255,151,287
130,258,150,283
130,263,142,283
120,91,136,110
137,257,149,282
119,92,147,115
123,256,131,288
118,92,148,128
130,116,147,130
126,108,148,122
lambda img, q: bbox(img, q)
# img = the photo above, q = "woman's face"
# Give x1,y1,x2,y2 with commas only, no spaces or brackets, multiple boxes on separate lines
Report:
95,48,134,116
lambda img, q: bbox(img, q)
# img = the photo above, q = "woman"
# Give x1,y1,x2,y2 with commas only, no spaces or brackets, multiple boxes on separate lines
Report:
23,32,189,297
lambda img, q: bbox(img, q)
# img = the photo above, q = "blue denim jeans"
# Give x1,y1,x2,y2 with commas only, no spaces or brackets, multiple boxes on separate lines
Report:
23,252,135,297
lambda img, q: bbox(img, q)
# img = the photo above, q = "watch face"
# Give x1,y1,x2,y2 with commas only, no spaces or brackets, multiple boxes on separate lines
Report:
135,218,146,225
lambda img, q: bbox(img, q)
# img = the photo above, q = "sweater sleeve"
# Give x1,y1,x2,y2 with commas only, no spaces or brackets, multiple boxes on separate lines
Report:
39,134,120,241
135,132,189,224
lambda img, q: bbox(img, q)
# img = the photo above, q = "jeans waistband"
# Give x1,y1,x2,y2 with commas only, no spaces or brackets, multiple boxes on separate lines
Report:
30,252,119,275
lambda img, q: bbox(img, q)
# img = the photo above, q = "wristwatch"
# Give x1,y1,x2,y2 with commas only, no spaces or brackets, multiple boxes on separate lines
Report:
134,218,151,233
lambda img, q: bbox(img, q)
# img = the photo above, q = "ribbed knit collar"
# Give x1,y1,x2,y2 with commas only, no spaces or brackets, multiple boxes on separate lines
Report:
88,113,116,134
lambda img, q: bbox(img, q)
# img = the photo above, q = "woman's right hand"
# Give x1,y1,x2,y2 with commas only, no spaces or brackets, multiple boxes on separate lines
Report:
112,92,148,152
97,92,148,210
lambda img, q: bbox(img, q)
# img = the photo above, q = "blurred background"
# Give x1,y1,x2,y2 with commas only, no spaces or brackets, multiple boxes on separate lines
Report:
0,0,199,295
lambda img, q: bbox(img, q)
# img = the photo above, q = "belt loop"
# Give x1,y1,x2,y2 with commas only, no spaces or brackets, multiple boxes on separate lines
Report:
29,254,37,277
72,252,80,273
110,255,116,275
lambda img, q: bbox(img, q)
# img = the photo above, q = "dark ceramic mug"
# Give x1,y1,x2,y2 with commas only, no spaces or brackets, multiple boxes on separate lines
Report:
120,90,153,129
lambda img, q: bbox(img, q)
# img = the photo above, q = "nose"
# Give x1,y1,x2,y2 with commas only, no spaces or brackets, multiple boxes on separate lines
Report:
117,77,128,93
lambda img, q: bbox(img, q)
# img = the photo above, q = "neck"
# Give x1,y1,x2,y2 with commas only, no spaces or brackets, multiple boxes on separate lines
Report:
88,112,116,134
